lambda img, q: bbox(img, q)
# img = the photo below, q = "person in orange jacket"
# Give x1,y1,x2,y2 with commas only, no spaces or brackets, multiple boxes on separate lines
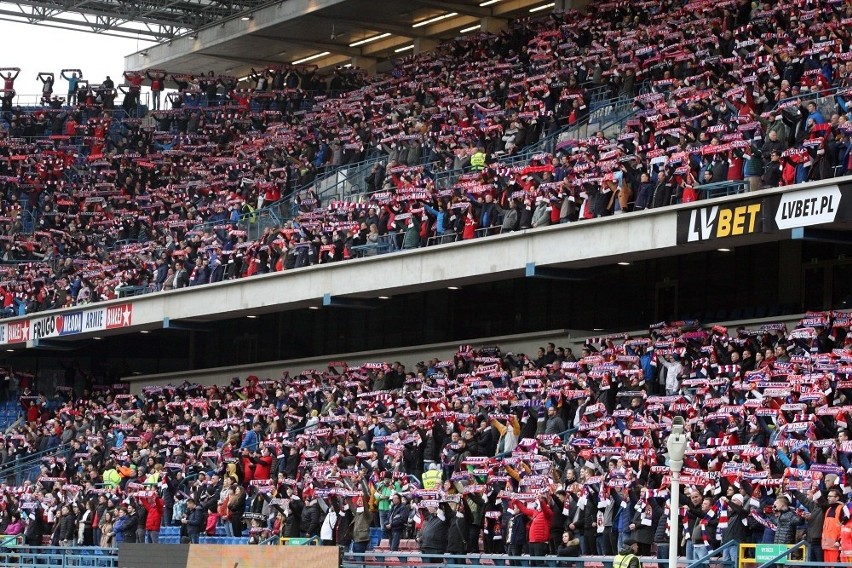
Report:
840,504,852,564
821,487,847,563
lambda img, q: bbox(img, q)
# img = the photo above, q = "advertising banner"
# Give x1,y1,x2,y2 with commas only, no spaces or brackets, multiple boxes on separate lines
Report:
0,303,133,345
676,182,852,245
676,199,764,244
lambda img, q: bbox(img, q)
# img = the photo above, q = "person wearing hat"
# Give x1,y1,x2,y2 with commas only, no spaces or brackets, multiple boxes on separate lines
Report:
721,491,749,568
614,537,642,568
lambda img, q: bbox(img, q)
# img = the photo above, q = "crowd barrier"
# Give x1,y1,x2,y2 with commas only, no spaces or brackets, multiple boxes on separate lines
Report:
344,552,674,568
738,541,806,568
0,542,835,568
117,542,339,568
0,545,117,568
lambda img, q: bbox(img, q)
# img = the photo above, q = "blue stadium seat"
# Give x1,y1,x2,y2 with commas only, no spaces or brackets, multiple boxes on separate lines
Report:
199,536,249,545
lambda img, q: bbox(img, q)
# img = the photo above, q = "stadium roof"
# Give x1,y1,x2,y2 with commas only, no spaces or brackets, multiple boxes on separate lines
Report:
119,0,555,77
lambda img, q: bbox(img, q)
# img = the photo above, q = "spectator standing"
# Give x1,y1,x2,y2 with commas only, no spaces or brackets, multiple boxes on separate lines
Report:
515,496,553,565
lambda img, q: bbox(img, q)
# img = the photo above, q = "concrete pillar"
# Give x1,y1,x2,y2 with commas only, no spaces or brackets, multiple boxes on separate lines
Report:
556,0,590,11
480,17,504,34
413,38,438,55
777,240,802,306
350,56,377,76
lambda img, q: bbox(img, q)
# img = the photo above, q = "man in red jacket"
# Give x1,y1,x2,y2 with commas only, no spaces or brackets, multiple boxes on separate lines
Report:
140,493,164,543
514,495,553,565
253,446,273,481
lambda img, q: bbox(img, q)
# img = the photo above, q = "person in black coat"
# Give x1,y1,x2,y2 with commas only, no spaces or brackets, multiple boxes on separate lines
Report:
721,494,750,551
335,502,354,549
580,487,600,555
629,498,661,555
227,485,246,538
300,491,322,538
557,528,582,568
446,499,473,558
284,492,303,538
482,492,505,554
122,505,139,543
550,491,569,554
419,502,450,561
182,499,205,544
24,507,44,547
162,472,184,526
283,446,299,479
54,505,76,546
387,494,410,552
506,502,528,564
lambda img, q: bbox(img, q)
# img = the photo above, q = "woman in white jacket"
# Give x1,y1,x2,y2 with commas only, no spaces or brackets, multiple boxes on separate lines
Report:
658,353,684,395
319,505,337,546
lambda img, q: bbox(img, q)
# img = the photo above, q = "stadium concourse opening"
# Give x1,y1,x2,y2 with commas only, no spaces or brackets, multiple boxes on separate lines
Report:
2,236,851,384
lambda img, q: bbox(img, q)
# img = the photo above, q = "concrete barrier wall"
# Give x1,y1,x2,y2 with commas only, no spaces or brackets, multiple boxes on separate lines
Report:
117,543,340,568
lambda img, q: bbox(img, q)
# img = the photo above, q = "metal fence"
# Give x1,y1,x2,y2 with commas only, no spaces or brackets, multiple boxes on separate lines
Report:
0,546,117,568
344,552,678,568
0,442,73,486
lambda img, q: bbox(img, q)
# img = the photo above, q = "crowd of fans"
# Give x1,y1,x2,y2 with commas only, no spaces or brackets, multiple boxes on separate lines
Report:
0,309,849,565
0,0,849,316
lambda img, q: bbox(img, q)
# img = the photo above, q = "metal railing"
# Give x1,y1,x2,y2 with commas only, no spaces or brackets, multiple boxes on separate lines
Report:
756,540,808,568
0,441,74,486
685,540,738,568
342,551,687,568
694,180,749,199
239,96,642,245
286,89,640,207
0,545,117,568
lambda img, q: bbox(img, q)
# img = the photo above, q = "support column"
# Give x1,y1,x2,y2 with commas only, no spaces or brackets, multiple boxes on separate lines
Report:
413,38,438,55
556,0,590,11
480,17,504,34
777,240,802,306
350,56,377,76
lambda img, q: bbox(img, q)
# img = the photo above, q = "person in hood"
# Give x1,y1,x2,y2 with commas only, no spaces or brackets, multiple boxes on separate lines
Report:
614,537,642,568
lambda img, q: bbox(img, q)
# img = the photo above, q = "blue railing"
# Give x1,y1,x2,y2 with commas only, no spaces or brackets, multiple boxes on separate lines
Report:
0,441,74,486
756,540,808,568
695,180,749,199
0,546,117,568
343,552,686,568
686,540,738,568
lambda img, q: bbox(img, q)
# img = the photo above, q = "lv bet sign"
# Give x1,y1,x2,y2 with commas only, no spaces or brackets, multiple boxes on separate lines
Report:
676,184,849,245
677,200,764,244
773,186,841,230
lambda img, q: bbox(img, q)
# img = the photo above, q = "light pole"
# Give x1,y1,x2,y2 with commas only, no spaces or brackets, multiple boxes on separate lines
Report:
667,416,688,568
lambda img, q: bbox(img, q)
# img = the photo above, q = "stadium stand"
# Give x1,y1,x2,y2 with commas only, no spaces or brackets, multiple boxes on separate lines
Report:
0,309,847,566
0,0,848,317
0,0,852,565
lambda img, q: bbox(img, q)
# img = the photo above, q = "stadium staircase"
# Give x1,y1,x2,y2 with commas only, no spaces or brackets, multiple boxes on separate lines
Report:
0,400,21,430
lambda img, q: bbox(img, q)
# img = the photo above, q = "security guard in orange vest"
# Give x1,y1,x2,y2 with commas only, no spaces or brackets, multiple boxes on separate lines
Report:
613,537,642,568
